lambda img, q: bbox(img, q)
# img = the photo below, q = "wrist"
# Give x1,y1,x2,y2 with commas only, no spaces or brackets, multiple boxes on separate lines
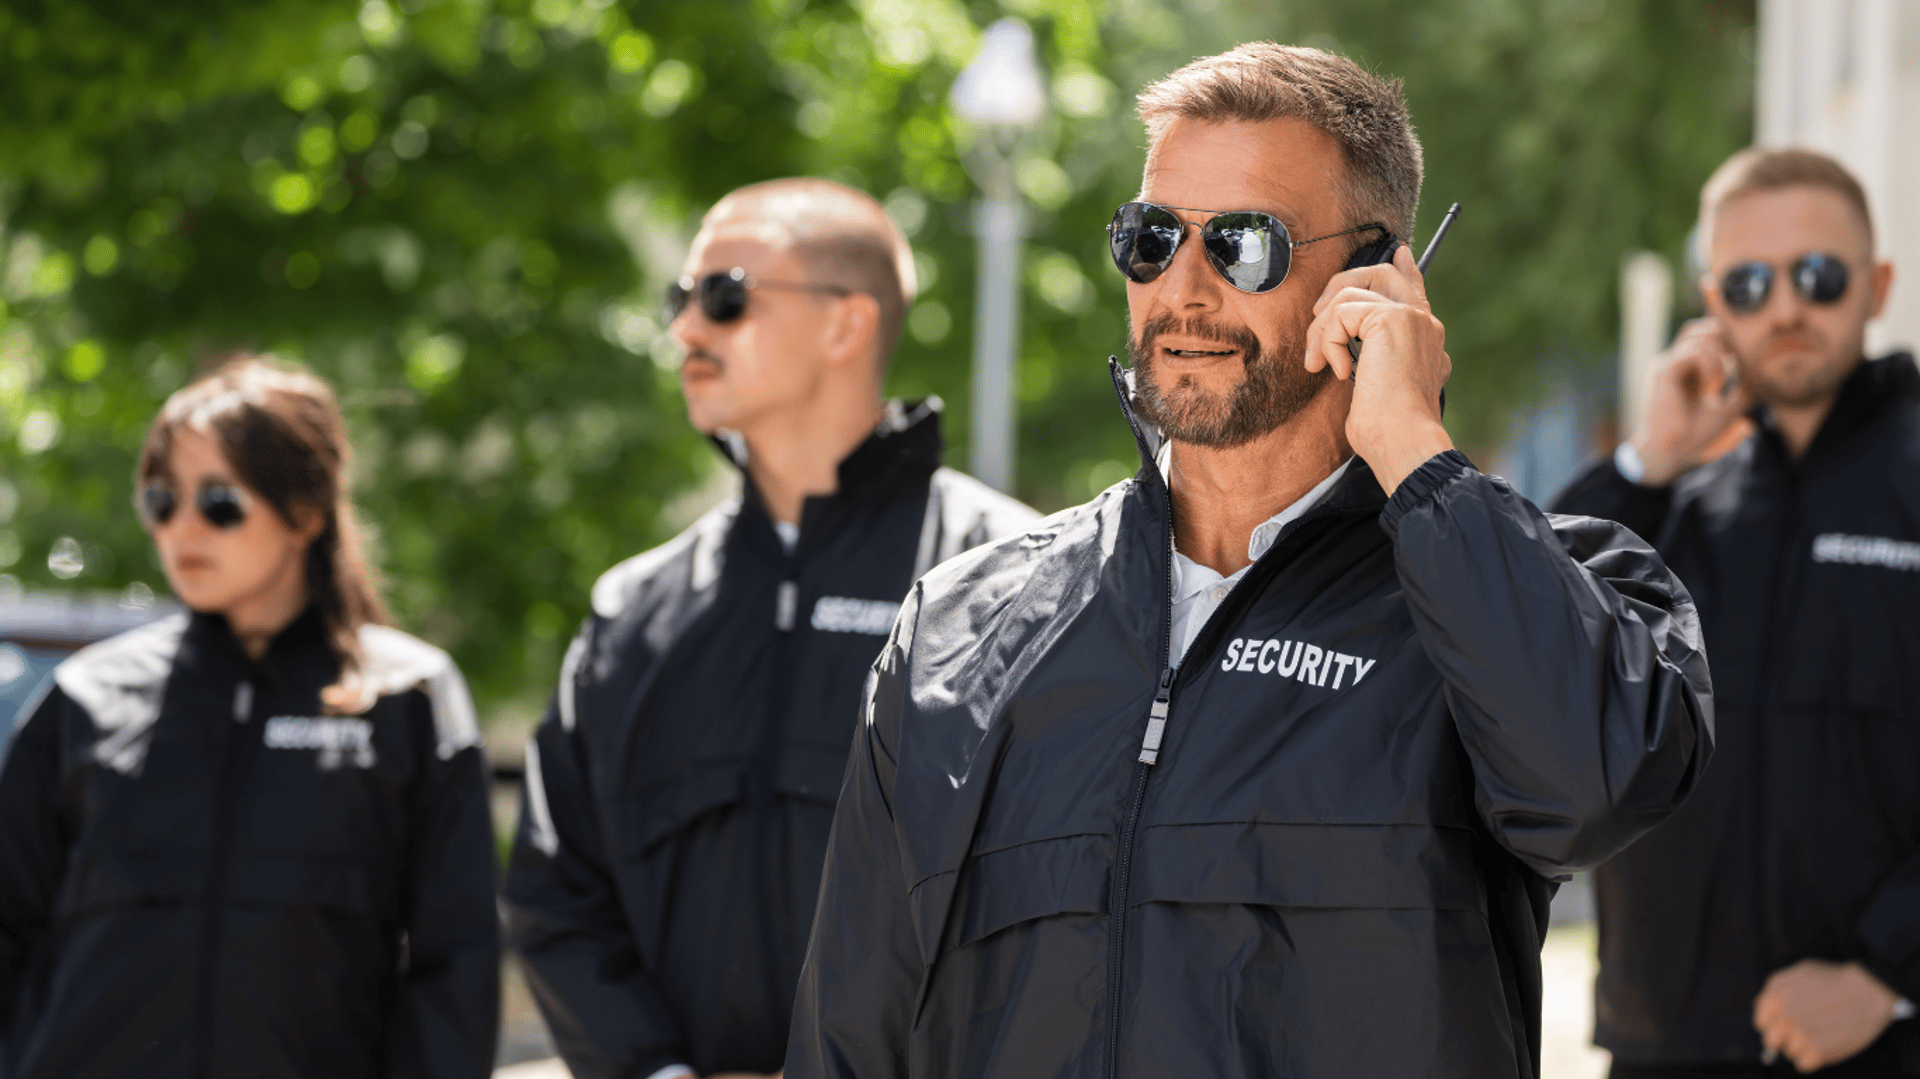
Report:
1368,422,1454,497
1629,437,1686,487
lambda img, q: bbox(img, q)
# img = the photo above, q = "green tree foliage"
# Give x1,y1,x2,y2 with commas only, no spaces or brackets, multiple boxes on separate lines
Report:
0,0,1752,724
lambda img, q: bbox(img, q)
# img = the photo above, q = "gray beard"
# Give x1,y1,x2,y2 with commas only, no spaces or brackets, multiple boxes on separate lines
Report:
1128,313,1330,449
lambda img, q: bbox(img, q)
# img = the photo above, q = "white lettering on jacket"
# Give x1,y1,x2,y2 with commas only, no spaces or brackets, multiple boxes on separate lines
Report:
1221,638,1377,689
264,716,376,767
1812,533,1920,572
811,596,901,636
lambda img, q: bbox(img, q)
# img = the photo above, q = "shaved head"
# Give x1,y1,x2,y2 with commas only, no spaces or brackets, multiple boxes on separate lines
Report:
699,178,917,369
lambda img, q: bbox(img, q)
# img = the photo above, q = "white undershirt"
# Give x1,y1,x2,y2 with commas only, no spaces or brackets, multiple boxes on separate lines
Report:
1168,457,1353,667
773,520,799,554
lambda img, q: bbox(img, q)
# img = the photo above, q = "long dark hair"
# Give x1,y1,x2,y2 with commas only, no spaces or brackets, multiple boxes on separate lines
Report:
137,355,389,713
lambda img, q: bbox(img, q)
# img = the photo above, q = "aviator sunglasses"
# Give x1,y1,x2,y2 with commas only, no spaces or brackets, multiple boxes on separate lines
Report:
1719,253,1850,315
1108,202,1389,293
666,267,852,324
138,481,251,531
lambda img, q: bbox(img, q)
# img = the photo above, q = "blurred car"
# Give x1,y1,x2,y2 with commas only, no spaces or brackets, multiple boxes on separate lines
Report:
0,587,177,742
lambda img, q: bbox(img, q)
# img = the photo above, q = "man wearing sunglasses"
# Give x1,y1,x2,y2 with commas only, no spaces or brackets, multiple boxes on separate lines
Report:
503,178,1037,1079
1553,150,1918,1078
788,44,1710,1079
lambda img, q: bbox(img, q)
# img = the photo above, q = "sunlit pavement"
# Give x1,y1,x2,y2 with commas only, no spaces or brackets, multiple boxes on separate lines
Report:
1543,923,1612,1079
495,1060,569,1079
493,918,1610,1079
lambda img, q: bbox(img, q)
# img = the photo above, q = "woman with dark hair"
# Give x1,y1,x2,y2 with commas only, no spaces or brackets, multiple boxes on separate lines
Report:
0,357,500,1078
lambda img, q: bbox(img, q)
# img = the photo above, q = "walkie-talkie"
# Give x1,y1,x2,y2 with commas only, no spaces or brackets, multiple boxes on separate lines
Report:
1344,202,1460,362
1343,203,1460,414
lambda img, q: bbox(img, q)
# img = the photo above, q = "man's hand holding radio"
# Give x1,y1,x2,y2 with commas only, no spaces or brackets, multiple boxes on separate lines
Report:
1304,243,1454,496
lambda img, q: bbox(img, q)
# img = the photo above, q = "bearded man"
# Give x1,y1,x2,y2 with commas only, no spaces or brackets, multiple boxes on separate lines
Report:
1553,149,1919,1078
785,43,1714,1079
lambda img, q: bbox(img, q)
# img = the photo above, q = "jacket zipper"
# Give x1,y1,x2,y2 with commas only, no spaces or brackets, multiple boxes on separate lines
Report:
1102,494,1367,1079
189,678,259,1077
760,526,807,1019
1748,466,1806,967
1106,497,1178,1079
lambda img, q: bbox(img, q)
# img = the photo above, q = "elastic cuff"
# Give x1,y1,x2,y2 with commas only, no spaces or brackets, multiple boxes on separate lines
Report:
1613,442,1647,483
1379,450,1476,534
1862,958,1920,1015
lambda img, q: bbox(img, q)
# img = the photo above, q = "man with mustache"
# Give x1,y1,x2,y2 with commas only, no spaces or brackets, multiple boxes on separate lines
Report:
1553,149,1919,1077
786,43,1712,1079
503,178,1036,1079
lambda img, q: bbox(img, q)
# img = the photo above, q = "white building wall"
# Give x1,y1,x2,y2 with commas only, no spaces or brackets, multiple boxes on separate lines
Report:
1757,0,1920,355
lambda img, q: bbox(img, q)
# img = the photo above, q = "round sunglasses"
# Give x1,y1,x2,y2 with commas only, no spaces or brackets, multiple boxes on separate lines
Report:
138,482,251,531
1719,253,1850,315
1108,202,1387,293
666,268,852,324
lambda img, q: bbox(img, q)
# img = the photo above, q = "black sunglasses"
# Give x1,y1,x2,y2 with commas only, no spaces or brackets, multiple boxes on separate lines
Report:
666,268,852,324
1108,202,1387,293
138,482,250,530
1719,253,1850,315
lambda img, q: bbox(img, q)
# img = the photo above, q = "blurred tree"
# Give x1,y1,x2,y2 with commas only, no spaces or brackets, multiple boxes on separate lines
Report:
0,0,1752,725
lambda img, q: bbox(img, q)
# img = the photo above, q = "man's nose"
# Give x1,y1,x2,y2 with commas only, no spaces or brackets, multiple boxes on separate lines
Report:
1152,229,1226,312
670,303,708,353
1760,270,1811,324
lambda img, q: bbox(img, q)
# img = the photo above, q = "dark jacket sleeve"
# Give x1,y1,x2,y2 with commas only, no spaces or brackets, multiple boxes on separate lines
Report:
786,607,924,1079
0,685,71,1034
1854,853,1920,1004
502,646,690,1079
386,691,501,1079
1381,451,1714,878
1546,451,1674,547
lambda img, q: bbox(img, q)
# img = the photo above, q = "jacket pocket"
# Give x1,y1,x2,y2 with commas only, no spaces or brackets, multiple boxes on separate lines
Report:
59,848,204,919
776,743,853,807
62,845,390,922
611,758,750,858
1129,821,1487,913
229,851,388,919
917,833,1114,955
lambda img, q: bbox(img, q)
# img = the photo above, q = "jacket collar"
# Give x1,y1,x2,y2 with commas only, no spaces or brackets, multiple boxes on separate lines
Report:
713,398,945,552
1106,355,1389,521
1754,351,1918,468
186,603,330,678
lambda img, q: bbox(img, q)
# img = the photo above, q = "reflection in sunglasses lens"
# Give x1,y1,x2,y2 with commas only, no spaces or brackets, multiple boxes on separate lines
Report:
1722,255,1849,314
703,278,750,322
199,486,248,530
1795,255,1848,304
1721,263,1773,313
1107,203,1295,294
140,485,177,526
666,274,753,324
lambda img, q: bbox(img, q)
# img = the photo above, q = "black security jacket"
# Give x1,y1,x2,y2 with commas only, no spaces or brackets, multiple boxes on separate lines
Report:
502,401,1038,1079
1552,353,1920,1068
787,364,1714,1079
0,608,500,1079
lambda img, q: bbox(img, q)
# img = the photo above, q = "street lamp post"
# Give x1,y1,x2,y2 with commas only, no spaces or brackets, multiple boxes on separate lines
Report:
951,19,1046,494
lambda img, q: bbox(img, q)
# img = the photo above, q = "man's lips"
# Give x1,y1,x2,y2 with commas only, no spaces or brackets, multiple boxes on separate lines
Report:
680,354,723,379
1155,339,1240,359
1766,332,1822,353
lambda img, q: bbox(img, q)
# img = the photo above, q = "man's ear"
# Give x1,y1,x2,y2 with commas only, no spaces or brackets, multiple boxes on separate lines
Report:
1699,274,1725,320
1867,259,1895,320
289,502,328,548
823,293,882,371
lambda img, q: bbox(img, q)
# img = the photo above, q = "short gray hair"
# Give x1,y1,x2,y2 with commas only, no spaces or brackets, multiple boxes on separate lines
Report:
1700,147,1874,253
1136,42,1424,242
